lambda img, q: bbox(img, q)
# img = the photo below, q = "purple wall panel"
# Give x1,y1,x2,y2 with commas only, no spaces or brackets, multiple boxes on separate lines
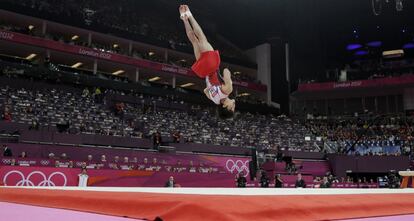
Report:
327,154,410,177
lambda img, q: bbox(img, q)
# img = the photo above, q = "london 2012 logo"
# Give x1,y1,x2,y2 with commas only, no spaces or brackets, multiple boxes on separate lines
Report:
0,31,14,40
225,159,249,177
2,170,67,186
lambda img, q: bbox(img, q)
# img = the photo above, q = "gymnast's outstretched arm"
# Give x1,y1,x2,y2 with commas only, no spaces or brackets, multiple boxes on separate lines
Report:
221,68,233,94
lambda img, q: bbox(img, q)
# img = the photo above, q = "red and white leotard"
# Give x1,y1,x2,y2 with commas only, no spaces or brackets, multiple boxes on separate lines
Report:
205,76,228,105
191,50,228,105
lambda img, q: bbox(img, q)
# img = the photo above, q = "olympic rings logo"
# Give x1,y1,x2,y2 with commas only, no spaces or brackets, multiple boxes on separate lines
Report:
2,159,11,164
225,159,249,177
40,160,50,166
3,170,67,187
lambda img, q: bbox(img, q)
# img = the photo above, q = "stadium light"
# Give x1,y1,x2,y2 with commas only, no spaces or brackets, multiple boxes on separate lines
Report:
234,71,241,75
28,25,35,30
403,43,414,49
113,44,119,48
237,93,250,97
25,54,37,60
112,70,124,75
382,49,404,58
148,76,161,82
180,83,195,88
71,62,83,68
71,35,79,41
148,51,155,56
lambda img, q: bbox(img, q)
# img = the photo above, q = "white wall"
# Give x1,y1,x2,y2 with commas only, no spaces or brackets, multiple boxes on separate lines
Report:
246,43,273,105
403,88,414,110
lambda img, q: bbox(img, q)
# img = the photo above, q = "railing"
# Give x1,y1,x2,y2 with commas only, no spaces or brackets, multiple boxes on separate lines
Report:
0,61,277,114
297,74,414,92
0,29,266,92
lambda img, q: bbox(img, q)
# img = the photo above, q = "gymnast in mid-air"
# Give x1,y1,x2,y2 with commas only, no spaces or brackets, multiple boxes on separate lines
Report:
179,5,236,117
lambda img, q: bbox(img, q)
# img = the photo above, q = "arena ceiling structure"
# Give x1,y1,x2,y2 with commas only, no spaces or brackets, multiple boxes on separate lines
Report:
1,0,412,82
162,0,414,82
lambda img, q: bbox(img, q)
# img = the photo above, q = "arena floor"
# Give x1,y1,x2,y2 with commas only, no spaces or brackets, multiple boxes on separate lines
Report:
1,187,414,221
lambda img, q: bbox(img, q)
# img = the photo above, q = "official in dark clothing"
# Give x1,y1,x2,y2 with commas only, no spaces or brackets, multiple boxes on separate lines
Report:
165,176,175,187
295,173,306,188
236,172,247,187
153,132,162,149
260,171,270,188
275,174,283,188
3,145,12,157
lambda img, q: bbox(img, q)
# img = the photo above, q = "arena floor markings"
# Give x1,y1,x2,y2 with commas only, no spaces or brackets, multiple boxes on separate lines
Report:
1,187,414,221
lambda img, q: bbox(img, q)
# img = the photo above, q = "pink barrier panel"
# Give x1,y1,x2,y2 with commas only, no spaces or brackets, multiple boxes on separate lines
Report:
297,74,414,92
0,30,266,92
331,183,378,188
0,166,378,188
296,161,330,177
1,156,250,175
262,162,286,172
0,143,251,172
262,161,330,177
0,166,237,187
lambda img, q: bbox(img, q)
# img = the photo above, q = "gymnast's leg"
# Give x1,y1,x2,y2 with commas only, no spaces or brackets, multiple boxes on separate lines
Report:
180,5,201,60
183,5,214,53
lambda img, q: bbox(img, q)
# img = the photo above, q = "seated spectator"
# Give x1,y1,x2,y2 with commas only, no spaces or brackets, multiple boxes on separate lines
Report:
19,151,27,158
3,110,12,122
320,177,331,188
152,158,158,164
80,162,87,170
123,157,129,164
115,102,125,117
165,176,175,188
286,162,297,174
87,155,93,162
82,88,90,97
25,105,34,114
101,155,107,163
120,158,132,170
94,87,102,103
313,177,321,183
10,158,16,166
68,161,74,168
172,131,181,143
295,173,306,188
60,153,68,160
29,119,39,130
328,174,339,183
3,145,12,157
48,152,55,159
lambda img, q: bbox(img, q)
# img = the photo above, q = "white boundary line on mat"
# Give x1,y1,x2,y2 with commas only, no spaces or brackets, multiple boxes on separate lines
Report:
2,186,414,196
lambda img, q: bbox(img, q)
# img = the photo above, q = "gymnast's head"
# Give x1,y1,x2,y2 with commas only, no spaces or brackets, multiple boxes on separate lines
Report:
218,98,235,119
